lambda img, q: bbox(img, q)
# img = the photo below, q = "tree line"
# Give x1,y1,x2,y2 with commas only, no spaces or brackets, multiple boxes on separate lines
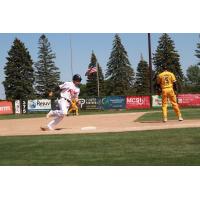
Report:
3,35,61,100
2,33,200,100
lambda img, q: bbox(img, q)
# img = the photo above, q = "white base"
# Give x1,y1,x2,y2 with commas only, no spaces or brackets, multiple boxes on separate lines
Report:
81,126,97,131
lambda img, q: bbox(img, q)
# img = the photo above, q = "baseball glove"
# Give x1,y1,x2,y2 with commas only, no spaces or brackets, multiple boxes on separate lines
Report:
48,91,53,97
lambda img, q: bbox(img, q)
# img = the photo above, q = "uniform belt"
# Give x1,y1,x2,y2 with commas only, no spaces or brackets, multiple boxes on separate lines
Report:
61,97,71,103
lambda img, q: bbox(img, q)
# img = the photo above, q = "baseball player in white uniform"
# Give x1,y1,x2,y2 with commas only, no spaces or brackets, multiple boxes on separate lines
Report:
40,74,82,131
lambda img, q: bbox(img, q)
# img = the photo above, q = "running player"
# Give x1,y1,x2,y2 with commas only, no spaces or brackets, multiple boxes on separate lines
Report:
41,74,82,131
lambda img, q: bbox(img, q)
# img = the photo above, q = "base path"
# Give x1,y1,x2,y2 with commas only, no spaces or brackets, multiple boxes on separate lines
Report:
1,112,200,137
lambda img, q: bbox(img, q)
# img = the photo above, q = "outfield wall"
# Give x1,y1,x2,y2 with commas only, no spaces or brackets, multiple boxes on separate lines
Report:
0,101,13,114
1,94,200,115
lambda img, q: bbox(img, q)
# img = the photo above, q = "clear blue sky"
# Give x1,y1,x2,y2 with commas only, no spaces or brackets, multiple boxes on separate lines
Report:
0,33,199,99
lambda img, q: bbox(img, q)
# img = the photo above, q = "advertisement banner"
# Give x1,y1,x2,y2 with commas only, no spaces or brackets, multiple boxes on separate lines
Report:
85,98,102,110
102,96,126,109
152,95,172,108
28,99,51,112
22,100,27,114
0,101,13,115
178,94,200,107
126,96,150,109
15,100,21,114
79,99,86,109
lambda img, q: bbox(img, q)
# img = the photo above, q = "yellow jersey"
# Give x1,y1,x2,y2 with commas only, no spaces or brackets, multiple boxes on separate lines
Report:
70,99,78,110
157,70,176,89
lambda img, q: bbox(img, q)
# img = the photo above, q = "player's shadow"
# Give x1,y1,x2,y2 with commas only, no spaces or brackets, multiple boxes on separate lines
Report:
54,128,71,131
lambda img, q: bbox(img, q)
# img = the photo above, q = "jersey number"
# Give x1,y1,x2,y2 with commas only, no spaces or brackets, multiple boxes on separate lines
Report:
164,76,170,85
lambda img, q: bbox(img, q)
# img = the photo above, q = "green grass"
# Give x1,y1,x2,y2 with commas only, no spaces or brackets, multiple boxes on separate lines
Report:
1,107,198,120
1,128,200,165
136,108,200,122
0,113,46,120
0,109,149,120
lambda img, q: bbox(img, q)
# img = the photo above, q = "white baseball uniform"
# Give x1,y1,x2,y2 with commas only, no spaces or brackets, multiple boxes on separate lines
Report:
47,81,80,130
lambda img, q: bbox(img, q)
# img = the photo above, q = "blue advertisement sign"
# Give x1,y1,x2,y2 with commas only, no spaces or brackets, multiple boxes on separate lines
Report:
28,99,51,112
102,96,126,109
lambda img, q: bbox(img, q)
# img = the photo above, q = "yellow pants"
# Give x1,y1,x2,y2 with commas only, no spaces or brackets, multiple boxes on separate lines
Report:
68,107,79,115
162,88,181,119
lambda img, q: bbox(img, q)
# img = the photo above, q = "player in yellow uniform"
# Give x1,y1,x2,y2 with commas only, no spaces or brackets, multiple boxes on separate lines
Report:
68,98,79,116
156,66,183,122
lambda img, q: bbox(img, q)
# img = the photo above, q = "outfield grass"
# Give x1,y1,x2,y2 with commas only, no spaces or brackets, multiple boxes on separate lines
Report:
136,108,200,122
0,113,46,120
0,109,149,120
1,107,197,120
1,128,200,165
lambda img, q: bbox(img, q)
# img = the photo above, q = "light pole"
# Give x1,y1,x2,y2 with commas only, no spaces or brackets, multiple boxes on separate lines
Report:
69,34,74,77
148,33,153,107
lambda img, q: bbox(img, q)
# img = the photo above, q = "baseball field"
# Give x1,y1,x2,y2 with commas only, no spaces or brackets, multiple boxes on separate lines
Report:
0,108,200,165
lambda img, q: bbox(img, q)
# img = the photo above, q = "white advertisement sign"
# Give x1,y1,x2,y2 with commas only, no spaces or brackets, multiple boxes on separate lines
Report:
15,100,21,114
28,99,51,112
152,95,172,107
79,98,86,108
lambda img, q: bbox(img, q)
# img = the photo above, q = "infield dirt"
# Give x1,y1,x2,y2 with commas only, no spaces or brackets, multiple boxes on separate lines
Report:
1,112,200,136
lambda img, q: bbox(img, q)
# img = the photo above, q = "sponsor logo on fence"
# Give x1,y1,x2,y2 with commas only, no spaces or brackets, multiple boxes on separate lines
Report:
178,94,200,107
102,96,126,109
28,99,51,112
15,100,21,114
126,96,150,109
0,101,13,114
152,95,172,107
79,99,86,108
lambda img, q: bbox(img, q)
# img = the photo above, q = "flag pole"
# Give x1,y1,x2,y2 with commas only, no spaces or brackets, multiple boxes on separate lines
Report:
96,61,100,97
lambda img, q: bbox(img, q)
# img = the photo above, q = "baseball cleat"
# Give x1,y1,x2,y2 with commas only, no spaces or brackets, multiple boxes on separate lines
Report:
40,126,49,131
163,118,168,122
40,126,54,131
178,116,183,121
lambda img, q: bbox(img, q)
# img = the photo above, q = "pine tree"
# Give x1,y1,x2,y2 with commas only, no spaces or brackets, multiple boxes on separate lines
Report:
153,33,184,91
86,51,105,97
105,34,135,95
186,65,200,86
79,83,87,98
3,38,35,100
34,34,60,98
135,55,150,95
195,34,200,66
